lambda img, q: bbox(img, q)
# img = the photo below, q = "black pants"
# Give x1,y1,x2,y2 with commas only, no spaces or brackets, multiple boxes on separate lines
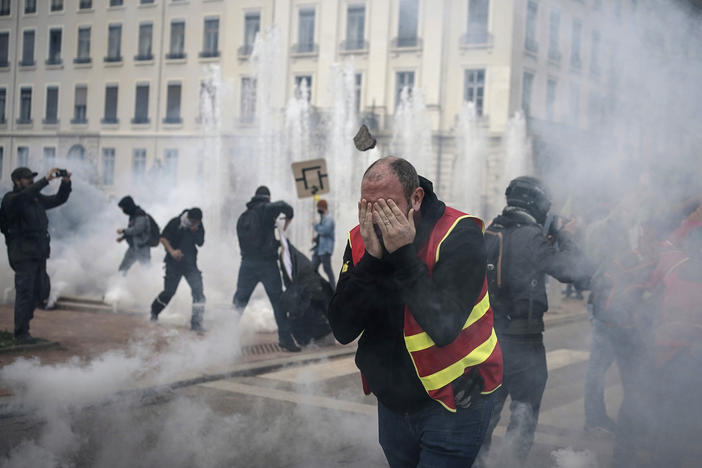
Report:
151,262,205,329
311,253,335,288
477,334,547,466
233,257,290,342
118,246,151,274
12,258,48,337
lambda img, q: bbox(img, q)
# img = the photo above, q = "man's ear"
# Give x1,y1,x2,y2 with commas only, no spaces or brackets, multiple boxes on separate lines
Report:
411,187,424,212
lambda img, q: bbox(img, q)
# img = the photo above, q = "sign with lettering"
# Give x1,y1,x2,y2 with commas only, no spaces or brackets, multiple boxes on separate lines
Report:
291,159,330,198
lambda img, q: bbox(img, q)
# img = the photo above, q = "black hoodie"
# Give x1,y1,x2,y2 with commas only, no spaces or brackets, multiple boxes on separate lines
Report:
328,177,487,413
240,195,294,260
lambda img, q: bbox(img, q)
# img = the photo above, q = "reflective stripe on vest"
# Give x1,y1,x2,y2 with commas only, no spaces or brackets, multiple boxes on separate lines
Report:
348,206,503,412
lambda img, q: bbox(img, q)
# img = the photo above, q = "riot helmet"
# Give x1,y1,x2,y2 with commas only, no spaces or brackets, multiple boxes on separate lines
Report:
505,176,552,225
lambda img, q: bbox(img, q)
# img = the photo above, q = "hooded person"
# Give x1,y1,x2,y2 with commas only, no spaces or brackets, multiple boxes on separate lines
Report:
150,208,206,332
116,196,151,274
233,186,299,351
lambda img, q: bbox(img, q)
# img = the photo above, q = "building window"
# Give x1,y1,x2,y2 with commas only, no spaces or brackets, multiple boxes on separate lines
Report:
546,78,557,121
0,147,3,178
132,149,146,181
240,77,256,122
465,0,489,44
102,148,115,185
397,0,418,47
201,18,219,57
72,85,87,123
133,84,149,123
76,26,91,63
294,76,312,101
25,0,36,14
168,21,185,58
43,147,56,170
0,0,9,15
0,32,8,67
525,1,538,53
19,87,32,123
242,12,260,55
571,19,582,69
297,8,315,53
522,71,534,116
47,28,62,65
137,23,153,60
103,85,118,123
165,83,182,123
18,147,29,167
110,0,123,6
0,88,6,123
106,24,122,61
395,71,414,106
21,30,35,66
464,69,485,116
590,31,600,75
50,0,63,12
354,73,362,113
79,0,92,9
45,86,59,123
345,5,366,50
164,149,178,179
548,9,560,62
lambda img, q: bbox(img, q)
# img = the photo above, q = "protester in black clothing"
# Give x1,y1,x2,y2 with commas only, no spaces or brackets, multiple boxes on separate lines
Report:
116,196,150,274
233,186,298,351
328,157,502,467
476,176,593,467
150,208,205,331
1,166,72,343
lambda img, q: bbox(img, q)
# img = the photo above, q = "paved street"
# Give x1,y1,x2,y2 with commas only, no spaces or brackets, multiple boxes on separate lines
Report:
0,306,621,467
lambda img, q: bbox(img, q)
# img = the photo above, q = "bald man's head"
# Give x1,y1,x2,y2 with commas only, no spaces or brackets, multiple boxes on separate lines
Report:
363,157,419,201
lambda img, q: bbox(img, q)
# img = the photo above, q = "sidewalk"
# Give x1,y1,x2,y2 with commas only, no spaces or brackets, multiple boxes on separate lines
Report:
0,297,588,396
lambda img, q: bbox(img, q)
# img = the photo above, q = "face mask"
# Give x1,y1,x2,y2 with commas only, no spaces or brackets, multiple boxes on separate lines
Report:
317,210,324,215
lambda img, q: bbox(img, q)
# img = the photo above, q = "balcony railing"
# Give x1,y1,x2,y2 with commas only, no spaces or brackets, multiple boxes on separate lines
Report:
45,57,62,65
42,118,59,125
525,38,539,54
163,116,182,124
165,52,186,60
391,37,423,51
70,118,88,124
339,39,369,52
104,55,123,63
199,50,220,58
73,56,91,64
291,43,318,55
131,117,150,124
16,118,33,125
134,53,153,61
548,49,561,64
238,44,254,57
101,117,118,124
460,30,494,48
0,60,8,67
19,59,36,67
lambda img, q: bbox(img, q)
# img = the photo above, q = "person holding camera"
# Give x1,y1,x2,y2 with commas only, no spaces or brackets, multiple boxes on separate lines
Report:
0,167,71,343
476,176,593,466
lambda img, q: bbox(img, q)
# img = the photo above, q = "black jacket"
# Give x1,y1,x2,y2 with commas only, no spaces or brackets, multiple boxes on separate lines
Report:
1,177,71,264
487,207,592,335
328,177,486,413
161,212,205,267
241,195,294,260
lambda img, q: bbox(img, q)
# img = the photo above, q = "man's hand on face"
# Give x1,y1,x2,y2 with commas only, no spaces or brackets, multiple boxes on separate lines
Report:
359,199,383,259
373,199,416,254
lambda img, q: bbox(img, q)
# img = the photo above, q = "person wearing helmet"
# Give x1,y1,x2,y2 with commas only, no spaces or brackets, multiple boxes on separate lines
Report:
476,176,593,466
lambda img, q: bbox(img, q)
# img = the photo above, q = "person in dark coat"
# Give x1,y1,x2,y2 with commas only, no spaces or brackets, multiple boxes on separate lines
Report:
476,176,593,467
328,157,502,467
150,208,205,331
116,196,151,274
1,166,71,343
233,186,298,351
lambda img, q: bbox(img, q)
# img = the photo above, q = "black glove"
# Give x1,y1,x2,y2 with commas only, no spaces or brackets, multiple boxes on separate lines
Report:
452,367,484,409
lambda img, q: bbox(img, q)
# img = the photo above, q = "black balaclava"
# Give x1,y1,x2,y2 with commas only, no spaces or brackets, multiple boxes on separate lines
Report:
118,196,137,216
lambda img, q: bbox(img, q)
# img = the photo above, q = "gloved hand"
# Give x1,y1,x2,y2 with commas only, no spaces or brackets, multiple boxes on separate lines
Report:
452,367,484,409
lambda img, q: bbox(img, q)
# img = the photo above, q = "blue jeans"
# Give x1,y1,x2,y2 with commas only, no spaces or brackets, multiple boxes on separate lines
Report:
378,393,495,468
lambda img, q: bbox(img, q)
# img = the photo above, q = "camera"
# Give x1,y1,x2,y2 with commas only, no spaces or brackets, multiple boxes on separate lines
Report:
544,213,567,238
54,169,68,178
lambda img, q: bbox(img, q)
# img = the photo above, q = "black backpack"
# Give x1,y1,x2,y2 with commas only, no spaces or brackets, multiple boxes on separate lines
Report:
146,214,161,247
237,206,265,252
485,224,510,309
0,204,8,238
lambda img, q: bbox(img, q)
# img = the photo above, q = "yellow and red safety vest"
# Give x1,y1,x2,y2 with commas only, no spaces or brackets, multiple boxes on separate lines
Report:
349,206,503,412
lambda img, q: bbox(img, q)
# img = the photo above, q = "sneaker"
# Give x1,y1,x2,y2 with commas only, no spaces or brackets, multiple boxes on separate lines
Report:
14,334,38,345
278,339,301,353
190,323,205,333
150,312,158,322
